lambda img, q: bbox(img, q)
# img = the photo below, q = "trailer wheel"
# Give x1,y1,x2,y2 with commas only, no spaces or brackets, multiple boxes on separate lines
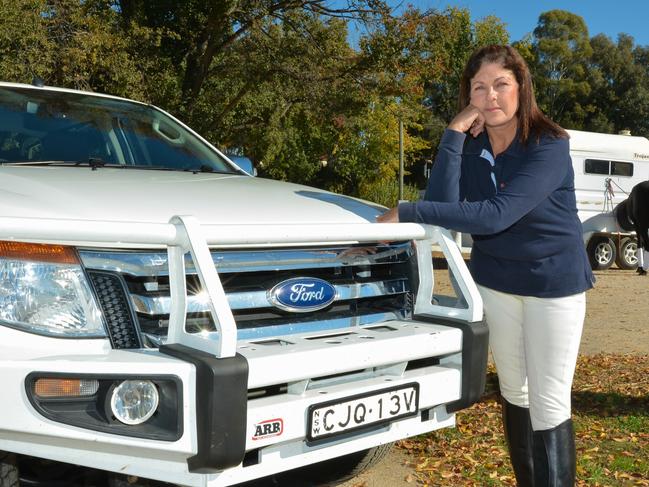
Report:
587,237,616,270
0,452,19,487
616,237,638,270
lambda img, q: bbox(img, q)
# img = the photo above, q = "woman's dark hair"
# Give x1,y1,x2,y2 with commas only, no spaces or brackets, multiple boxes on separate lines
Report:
458,45,567,144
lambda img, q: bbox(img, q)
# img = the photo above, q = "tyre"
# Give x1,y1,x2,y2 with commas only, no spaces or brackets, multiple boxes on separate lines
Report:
0,452,19,487
109,474,152,486
259,443,393,487
587,237,616,270
616,237,638,270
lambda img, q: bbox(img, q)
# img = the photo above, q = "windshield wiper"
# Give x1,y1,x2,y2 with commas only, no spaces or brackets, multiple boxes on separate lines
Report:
0,160,72,166
2,160,234,174
2,158,108,170
182,164,212,174
82,157,106,169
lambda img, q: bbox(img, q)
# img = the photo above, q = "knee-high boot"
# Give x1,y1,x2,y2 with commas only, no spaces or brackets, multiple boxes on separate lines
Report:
501,399,535,487
532,419,576,487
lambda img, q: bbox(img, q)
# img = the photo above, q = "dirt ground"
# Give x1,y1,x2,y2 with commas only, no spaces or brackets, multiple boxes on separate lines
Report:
580,268,649,355
347,267,649,487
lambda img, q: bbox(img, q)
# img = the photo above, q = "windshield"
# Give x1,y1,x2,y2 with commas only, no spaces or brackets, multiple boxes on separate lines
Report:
0,86,238,173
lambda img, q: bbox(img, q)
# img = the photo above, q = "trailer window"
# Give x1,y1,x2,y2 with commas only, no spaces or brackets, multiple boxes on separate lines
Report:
584,159,634,177
584,159,609,175
611,161,633,176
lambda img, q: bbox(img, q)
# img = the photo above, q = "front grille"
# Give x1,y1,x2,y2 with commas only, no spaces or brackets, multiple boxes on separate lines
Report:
80,242,417,348
87,270,141,349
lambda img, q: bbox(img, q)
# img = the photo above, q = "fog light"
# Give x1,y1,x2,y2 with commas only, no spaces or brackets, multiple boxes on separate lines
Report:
110,380,159,425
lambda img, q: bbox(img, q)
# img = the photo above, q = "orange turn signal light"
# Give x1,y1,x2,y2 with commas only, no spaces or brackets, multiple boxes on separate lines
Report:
0,241,79,264
33,378,99,398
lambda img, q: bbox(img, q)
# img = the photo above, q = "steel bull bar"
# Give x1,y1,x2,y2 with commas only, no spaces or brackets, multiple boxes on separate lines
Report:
0,215,488,473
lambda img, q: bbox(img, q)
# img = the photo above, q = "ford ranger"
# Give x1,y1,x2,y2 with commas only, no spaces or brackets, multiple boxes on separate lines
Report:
0,81,488,487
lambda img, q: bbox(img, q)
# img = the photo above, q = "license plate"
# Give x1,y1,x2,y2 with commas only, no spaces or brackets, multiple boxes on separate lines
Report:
307,383,419,441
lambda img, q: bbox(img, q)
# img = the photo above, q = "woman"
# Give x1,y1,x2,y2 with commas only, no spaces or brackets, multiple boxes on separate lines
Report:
378,45,593,487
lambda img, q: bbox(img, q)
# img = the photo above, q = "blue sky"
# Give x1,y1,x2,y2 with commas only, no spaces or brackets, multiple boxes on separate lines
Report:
385,0,649,47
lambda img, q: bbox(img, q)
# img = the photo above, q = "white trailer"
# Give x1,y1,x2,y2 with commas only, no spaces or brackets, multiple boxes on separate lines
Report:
568,129,649,270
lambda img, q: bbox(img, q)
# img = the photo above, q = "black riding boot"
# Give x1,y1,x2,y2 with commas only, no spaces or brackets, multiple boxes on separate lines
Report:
501,400,535,487
532,419,576,487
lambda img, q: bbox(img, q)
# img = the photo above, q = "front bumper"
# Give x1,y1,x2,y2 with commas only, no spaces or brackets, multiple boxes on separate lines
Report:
0,316,487,487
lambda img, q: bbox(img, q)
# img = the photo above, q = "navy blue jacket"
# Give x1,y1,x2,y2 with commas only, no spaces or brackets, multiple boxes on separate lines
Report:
399,129,594,298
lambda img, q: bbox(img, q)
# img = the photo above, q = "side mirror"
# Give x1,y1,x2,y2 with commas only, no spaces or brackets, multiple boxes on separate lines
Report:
228,155,257,176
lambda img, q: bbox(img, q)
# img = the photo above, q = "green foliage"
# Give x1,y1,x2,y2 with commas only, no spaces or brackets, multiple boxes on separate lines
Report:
526,10,649,137
206,12,367,188
583,33,649,136
531,10,593,128
357,178,420,208
362,7,509,126
0,0,51,82
323,100,429,194
0,0,151,96
355,7,509,193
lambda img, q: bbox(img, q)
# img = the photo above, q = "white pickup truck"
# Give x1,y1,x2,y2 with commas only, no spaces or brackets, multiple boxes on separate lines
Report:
0,82,488,487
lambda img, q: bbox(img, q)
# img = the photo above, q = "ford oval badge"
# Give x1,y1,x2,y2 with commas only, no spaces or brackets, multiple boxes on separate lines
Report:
269,277,337,313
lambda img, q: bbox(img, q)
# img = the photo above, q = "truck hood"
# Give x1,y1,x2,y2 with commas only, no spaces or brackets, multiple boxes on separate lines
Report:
0,166,384,225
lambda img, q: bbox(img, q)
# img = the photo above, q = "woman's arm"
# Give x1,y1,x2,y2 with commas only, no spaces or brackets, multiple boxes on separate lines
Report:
397,137,571,234
423,105,485,202
423,129,465,202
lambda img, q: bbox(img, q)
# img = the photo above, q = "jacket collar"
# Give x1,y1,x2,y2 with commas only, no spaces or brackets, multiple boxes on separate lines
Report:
464,128,525,158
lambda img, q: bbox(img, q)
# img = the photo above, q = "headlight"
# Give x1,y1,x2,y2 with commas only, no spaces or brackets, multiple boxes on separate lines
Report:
0,241,105,337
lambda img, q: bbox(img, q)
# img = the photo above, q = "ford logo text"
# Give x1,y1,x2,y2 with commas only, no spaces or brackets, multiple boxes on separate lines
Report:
269,277,337,313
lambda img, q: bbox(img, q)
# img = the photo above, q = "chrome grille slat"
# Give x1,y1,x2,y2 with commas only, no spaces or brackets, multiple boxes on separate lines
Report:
141,312,403,345
130,278,409,315
79,243,412,276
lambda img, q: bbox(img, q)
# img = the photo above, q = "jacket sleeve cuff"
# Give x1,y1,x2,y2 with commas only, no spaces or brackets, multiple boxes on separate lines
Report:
398,202,417,223
440,128,466,152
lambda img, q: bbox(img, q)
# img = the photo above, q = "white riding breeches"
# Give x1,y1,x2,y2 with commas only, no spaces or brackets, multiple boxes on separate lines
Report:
478,285,586,431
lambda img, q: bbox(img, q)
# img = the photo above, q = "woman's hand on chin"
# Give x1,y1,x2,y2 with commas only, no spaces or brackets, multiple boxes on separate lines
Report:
448,105,485,138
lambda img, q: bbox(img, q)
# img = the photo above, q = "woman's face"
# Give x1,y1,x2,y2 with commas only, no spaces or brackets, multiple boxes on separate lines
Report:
469,62,519,130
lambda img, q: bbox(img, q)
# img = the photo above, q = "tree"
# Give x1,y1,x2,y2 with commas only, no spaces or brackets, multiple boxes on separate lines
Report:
420,8,509,141
0,0,51,82
356,7,508,191
0,0,152,97
113,0,389,116
324,98,429,196
586,34,649,136
629,43,649,136
203,11,376,188
531,10,592,128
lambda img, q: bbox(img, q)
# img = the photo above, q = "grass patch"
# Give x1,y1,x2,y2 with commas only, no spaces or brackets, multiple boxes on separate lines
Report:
396,354,649,486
